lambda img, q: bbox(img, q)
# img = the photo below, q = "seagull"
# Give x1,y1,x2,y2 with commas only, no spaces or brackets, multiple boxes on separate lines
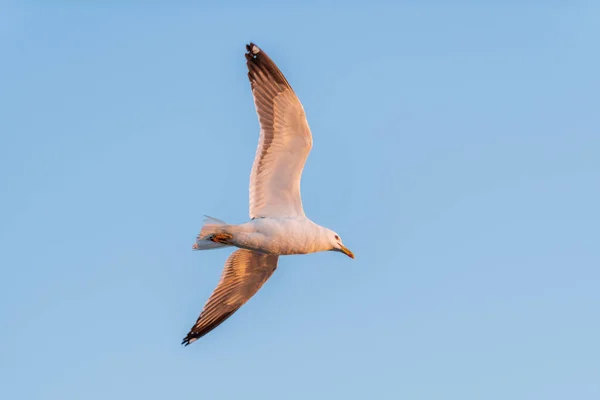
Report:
182,42,354,346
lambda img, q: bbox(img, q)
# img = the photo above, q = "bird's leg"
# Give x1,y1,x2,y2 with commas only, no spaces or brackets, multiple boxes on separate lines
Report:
208,233,233,244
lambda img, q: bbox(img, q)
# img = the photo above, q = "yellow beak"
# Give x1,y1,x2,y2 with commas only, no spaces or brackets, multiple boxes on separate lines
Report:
339,244,355,259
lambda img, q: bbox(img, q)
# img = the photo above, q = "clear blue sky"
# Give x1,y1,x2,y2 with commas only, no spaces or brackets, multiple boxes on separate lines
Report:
1,2,599,399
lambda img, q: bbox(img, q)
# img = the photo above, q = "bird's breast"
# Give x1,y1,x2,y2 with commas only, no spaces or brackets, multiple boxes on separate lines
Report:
237,218,320,255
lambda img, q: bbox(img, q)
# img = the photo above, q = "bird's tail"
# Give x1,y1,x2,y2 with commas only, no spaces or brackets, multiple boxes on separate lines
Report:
192,216,231,250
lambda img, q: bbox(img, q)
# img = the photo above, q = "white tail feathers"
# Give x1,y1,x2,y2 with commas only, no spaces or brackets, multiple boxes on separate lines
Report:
192,215,230,251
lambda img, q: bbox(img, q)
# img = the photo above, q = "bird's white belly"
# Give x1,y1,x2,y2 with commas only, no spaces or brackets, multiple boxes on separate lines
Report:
232,218,322,255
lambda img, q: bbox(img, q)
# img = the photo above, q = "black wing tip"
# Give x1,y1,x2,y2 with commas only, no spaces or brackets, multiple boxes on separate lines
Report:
245,42,262,65
181,310,236,347
246,42,260,55
181,329,205,346
181,329,203,346
244,42,291,88
181,335,197,346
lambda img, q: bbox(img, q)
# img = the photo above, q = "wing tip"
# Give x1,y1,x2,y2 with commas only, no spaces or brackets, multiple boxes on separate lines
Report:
245,42,261,64
181,310,237,347
181,326,206,346
244,42,292,89
181,335,197,346
246,42,260,55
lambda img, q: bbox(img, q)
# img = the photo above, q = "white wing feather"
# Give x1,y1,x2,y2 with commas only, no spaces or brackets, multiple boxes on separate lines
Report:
245,43,313,219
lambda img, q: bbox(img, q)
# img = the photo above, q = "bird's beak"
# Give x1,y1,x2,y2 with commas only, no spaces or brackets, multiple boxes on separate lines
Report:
339,244,355,259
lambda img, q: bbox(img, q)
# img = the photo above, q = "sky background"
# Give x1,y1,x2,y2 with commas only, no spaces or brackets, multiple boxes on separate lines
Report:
1,2,599,399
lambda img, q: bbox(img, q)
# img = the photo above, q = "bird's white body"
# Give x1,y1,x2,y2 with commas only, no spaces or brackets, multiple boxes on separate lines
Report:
223,217,332,255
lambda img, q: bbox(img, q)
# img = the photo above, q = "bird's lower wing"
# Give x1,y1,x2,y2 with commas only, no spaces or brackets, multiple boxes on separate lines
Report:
182,249,279,345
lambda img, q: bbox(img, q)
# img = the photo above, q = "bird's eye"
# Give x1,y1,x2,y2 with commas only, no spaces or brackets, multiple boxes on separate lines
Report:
334,235,340,240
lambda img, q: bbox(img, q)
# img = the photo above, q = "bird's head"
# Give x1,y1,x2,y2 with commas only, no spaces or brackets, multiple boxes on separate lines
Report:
327,230,354,259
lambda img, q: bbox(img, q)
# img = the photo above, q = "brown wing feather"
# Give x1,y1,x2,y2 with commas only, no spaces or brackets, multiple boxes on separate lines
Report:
245,43,313,219
182,249,279,345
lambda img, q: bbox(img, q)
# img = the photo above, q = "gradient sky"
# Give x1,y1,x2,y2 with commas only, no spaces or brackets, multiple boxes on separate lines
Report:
1,2,599,399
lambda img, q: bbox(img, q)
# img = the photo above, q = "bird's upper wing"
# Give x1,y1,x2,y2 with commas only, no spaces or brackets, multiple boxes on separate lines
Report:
245,43,313,219
182,249,279,345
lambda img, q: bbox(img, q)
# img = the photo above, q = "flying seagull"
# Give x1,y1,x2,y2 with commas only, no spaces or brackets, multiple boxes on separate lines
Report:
182,42,354,346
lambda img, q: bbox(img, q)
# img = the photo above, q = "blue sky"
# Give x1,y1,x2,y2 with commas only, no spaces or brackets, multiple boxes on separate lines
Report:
1,2,599,399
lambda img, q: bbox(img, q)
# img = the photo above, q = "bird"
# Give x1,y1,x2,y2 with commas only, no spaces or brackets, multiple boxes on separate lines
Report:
182,42,354,346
